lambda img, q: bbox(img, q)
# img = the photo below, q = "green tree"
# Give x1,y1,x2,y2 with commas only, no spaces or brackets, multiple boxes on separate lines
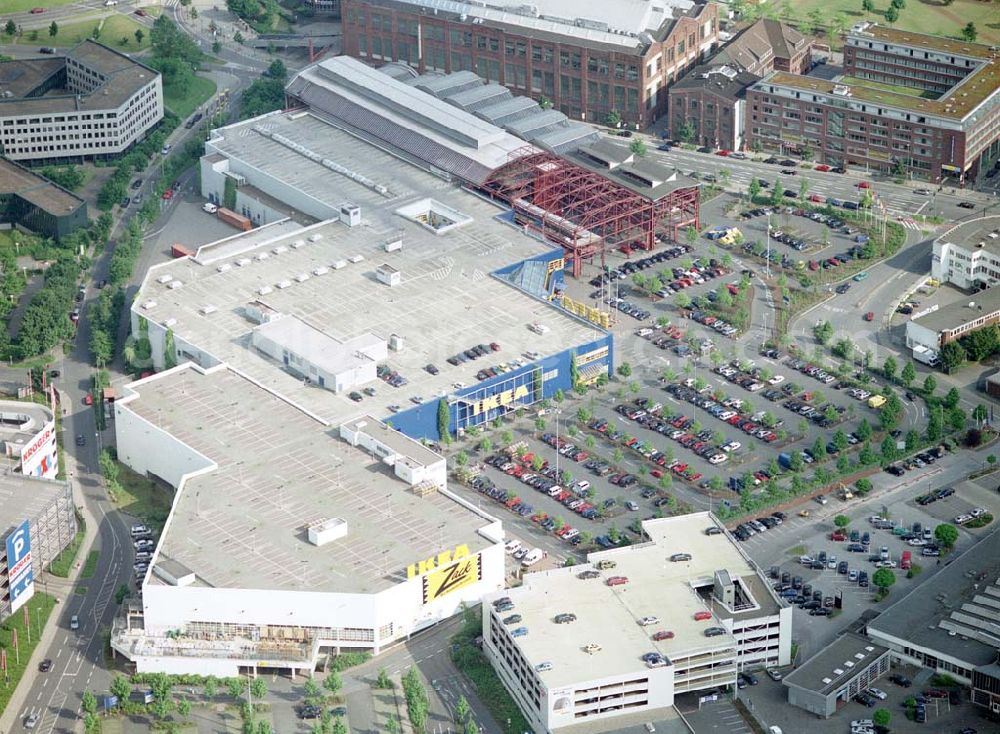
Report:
923,374,937,396
962,22,978,42
881,434,897,461
770,178,784,206
882,355,897,380
617,362,632,378
939,341,966,374
454,695,471,724
798,176,810,201
813,320,834,345
135,28,144,45
82,691,98,715
748,177,762,201
629,139,647,157
677,120,695,143
178,699,192,718
605,110,622,128
859,441,876,465
331,719,347,734
49,21,59,37
900,361,916,387
250,677,267,700
943,387,961,409
4,19,16,36
204,676,219,698
212,40,222,54
973,404,988,423
872,709,890,728
927,406,943,441
834,514,850,528
376,668,393,689
304,678,322,699
934,523,959,548
872,567,896,593
437,398,451,440
674,291,691,309
905,429,919,451
226,677,245,700
862,0,876,15
111,675,131,702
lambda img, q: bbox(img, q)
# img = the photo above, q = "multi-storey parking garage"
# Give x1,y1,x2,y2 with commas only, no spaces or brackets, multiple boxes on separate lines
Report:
484,513,790,734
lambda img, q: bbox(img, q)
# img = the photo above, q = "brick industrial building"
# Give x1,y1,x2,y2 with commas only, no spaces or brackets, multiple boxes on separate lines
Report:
668,20,810,150
339,0,721,127
746,22,1000,182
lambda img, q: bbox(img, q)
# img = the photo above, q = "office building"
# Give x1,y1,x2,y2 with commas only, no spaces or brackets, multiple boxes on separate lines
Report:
931,216,1000,290
0,41,163,165
0,158,88,240
746,23,1000,181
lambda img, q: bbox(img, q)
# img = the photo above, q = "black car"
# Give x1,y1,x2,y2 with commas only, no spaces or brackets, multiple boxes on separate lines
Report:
75,434,85,446
764,157,779,164
348,392,363,402
119,196,131,208
835,283,851,294
38,659,53,672
299,705,322,719
958,202,976,209
130,179,143,190
832,167,847,174
425,364,439,375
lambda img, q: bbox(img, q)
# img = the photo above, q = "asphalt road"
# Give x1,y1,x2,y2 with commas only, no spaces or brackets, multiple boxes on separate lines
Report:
649,145,1000,222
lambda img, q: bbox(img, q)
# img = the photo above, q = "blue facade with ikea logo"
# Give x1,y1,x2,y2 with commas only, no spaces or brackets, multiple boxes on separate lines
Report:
388,248,612,440
386,335,613,441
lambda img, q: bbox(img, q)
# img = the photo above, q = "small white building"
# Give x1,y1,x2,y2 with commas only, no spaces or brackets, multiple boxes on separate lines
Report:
932,216,1000,290
906,284,1000,357
251,314,386,394
484,513,791,734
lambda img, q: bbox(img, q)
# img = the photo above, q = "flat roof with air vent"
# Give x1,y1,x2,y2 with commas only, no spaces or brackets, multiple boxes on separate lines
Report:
116,364,496,593
784,633,890,696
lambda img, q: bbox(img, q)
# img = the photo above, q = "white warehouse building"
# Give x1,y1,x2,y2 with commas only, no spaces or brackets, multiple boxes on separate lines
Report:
110,363,505,676
484,513,791,734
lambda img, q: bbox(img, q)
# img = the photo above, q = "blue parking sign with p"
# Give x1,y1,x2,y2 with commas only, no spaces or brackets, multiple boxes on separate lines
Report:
6,519,34,612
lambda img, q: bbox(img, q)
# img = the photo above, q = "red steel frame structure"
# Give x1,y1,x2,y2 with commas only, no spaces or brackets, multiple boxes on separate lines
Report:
480,148,700,277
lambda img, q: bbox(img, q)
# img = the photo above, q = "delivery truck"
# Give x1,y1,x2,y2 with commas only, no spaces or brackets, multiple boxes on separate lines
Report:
912,344,940,367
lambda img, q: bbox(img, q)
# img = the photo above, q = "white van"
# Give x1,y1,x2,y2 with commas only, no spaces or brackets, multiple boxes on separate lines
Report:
104,0,118,5
504,539,523,555
521,548,544,567
202,202,218,214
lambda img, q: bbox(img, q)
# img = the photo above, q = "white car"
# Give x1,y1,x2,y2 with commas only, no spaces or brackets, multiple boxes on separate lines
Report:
971,507,986,517
638,616,660,626
767,375,785,385
535,662,553,672
708,453,728,465
907,538,926,546
721,441,741,452
504,540,523,555
955,514,973,525
867,687,887,700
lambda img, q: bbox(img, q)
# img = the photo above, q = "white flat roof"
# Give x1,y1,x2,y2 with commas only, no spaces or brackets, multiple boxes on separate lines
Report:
491,513,773,689
386,0,699,49
121,365,496,594
253,316,379,376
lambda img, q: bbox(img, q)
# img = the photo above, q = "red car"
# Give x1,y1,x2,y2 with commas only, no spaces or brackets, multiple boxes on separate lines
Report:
134,8,147,15
650,469,663,478
857,181,871,188
814,164,831,172
716,150,731,157
864,311,875,321
31,7,45,12
809,194,825,203
652,630,675,641
693,611,712,621
606,576,629,586
162,189,173,200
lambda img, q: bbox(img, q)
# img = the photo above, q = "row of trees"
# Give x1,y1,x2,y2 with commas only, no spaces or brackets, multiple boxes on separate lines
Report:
401,668,430,734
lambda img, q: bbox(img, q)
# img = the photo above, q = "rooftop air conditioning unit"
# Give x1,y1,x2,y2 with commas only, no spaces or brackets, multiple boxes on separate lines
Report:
256,252,270,262
216,263,232,273
349,254,365,263
156,274,174,284
294,273,310,283
276,280,292,289
142,300,157,310
333,260,347,270
339,205,360,228
309,233,324,242
313,266,329,276
273,245,288,255
258,286,273,295
237,258,252,267
200,305,218,316
168,280,184,290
